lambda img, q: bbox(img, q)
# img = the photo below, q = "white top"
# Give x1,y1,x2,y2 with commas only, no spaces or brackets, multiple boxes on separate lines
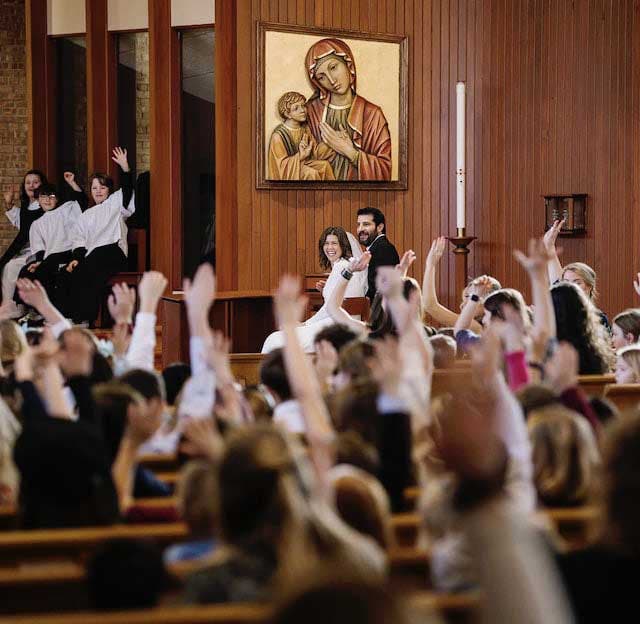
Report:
5,200,40,229
72,188,135,257
6,200,41,256
29,201,83,259
260,257,368,354
273,399,306,433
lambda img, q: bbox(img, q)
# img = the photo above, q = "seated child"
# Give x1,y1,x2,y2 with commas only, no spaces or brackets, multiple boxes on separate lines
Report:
16,172,86,311
268,91,335,181
62,147,135,325
0,169,47,318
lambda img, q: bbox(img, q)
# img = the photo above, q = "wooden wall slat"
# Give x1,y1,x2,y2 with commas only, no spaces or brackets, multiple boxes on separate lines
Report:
221,0,640,318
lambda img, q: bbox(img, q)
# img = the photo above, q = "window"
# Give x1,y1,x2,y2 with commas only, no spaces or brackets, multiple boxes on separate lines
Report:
180,28,215,276
55,36,87,199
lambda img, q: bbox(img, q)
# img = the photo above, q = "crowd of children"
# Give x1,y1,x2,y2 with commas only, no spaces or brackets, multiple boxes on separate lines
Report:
1,148,135,326
1,200,640,622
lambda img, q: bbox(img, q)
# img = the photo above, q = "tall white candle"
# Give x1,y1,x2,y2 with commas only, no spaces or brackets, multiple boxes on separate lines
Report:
456,82,466,231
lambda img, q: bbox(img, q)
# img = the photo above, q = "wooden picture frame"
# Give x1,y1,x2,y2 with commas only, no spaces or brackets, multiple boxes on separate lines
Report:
256,22,408,190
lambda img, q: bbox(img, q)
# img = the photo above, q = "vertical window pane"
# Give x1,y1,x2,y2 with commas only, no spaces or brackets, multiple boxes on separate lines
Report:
56,36,87,198
181,29,215,277
116,32,150,178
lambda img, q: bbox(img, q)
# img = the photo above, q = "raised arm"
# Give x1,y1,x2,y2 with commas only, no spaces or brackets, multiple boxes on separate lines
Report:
274,275,334,492
542,219,565,285
63,171,88,211
126,271,167,372
325,252,370,335
111,147,134,214
423,237,483,333
16,279,70,337
183,263,216,375
453,276,493,336
514,237,557,362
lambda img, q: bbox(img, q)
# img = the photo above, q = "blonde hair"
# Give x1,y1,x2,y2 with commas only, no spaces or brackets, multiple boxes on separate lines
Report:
0,320,26,369
528,405,600,507
563,262,598,300
177,460,219,538
278,91,306,120
617,345,640,383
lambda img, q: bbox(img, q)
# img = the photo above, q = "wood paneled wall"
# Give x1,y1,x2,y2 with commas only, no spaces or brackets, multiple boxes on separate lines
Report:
220,0,640,317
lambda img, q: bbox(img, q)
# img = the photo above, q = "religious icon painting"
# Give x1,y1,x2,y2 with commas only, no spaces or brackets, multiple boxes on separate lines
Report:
256,22,408,190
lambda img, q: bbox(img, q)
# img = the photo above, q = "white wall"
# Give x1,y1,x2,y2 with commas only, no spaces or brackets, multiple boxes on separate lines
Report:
108,0,148,31
47,0,86,35
171,0,215,27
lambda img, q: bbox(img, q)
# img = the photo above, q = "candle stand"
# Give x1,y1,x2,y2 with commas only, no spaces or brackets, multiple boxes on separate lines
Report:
447,228,476,299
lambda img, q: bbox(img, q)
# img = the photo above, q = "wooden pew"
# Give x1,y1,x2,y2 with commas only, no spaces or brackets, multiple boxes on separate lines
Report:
603,383,640,412
0,590,481,624
0,548,433,614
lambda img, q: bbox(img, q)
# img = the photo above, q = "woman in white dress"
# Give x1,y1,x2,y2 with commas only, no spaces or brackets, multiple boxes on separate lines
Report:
261,226,367,353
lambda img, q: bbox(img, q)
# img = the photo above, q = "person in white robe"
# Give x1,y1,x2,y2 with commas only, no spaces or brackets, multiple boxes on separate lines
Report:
261,226,367,353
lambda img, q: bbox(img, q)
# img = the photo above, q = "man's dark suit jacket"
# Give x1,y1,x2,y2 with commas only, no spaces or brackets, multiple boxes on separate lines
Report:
366,235,400,300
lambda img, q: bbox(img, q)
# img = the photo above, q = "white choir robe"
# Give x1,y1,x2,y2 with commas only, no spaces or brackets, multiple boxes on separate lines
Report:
29,200,83,260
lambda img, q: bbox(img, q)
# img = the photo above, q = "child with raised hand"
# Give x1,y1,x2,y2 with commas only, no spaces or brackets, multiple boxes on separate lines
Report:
15,172,86,314
62,147,135,325
0,170,48,317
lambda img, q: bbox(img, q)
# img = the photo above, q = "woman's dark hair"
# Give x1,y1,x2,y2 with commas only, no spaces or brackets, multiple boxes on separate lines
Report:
20,169,47,208
318,226,353,271
551,282,613,374
368,277,420,340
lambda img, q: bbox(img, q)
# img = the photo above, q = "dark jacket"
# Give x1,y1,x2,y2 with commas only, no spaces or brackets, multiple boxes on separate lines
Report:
366,235,400,301
0,205,44,271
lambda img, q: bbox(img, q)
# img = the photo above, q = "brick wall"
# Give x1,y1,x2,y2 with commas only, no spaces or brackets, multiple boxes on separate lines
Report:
135,33,150,174
0,0,27,253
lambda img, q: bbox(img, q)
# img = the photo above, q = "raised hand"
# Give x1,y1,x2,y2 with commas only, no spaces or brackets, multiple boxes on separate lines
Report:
514,238,556,276
375,265,403,299
138,270,168,315
183,262,216,317
542,219,565,255
396,249,417,277
179,417,223,461
63,171,75,185
274,274,307,327
426,236,447,268
3,187,13,208
16,278,51,313
111,146,130,172
107,282,136,324
469,274,495,299
348,250,371,273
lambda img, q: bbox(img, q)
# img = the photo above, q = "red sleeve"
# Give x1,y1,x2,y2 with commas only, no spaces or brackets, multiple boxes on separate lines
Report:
504,351,530,392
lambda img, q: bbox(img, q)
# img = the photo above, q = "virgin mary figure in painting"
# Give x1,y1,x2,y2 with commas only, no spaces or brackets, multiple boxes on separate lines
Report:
304,38,392,181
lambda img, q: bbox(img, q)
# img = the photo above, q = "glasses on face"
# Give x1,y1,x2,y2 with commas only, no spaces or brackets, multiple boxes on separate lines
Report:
39,194,57,200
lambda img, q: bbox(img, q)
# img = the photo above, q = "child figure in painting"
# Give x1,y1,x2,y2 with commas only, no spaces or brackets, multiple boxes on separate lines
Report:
268,91,335,181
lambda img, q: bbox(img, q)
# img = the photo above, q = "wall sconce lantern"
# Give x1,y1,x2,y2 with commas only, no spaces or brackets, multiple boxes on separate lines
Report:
543,194,587,235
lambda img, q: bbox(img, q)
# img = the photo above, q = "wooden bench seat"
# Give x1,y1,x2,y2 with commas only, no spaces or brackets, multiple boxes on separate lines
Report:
603,383,640,412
